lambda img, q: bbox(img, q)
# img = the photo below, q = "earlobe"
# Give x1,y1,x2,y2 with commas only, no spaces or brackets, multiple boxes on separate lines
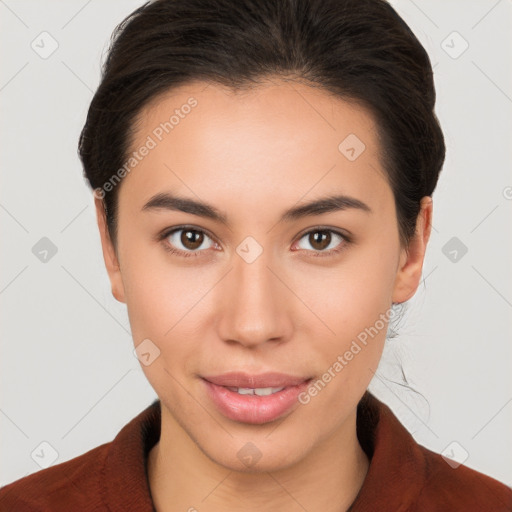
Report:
391,196,433,304
94,195,126,304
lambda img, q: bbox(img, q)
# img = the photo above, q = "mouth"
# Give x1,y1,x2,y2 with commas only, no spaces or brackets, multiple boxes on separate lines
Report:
201,371,312,388
201,372,313,424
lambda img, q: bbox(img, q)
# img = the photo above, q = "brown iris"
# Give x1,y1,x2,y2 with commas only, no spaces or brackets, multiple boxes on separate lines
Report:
181,229,204,250
308,230,332,251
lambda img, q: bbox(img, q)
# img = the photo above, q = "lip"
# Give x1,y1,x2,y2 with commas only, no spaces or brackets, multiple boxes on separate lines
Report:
202,372,311,388
201,373,313,424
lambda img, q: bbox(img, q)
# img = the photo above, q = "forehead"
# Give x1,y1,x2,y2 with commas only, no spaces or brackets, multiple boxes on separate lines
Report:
134,78,381,151
122,79,390,214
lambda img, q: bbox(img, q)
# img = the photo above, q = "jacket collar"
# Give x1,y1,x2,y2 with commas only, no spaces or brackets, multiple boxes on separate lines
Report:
348,391,426,510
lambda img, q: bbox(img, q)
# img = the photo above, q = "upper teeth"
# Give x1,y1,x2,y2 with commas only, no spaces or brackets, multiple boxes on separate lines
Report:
227,386,285,396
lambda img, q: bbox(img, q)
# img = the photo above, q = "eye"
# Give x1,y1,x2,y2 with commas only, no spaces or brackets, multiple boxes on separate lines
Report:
293,228,350,257
159,226,218,258
158,225,351,259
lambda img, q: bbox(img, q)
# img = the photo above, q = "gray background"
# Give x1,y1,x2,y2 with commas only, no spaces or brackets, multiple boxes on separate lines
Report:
1,0,511,489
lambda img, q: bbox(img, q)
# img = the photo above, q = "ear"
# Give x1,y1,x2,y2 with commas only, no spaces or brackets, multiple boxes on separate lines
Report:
392,196,433,304
94,195,126,303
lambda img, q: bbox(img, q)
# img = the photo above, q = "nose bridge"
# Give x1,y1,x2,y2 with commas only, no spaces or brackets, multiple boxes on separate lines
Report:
217,239,291,347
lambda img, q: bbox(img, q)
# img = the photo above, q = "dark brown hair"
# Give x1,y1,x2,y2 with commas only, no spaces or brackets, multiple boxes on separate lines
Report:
78,0,445,248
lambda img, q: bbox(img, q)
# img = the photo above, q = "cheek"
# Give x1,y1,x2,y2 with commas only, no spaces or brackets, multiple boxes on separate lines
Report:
298,236,398,338
291,233,399,392
122,253,204,342
121,255,204,397
119,243,219,390
117,222,196,332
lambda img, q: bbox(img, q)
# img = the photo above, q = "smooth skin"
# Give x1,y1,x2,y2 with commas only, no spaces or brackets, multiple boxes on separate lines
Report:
95,78,432,512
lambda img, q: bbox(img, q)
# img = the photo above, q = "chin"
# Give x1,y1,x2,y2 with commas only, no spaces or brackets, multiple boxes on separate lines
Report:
195,428,313,475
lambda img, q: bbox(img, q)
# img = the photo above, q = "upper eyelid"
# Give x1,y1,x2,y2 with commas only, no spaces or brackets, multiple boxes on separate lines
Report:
295,225,349,240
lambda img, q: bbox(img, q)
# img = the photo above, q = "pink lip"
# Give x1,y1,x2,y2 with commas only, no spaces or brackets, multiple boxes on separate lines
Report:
202,372,310,388
201,373,313,424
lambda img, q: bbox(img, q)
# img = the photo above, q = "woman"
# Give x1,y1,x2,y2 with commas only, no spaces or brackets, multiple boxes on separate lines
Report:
1,0,511,510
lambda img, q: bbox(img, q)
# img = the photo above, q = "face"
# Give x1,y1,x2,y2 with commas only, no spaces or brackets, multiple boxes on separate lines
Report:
96,79,431,472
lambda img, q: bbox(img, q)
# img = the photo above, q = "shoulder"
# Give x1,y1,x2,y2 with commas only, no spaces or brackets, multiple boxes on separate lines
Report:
414,444,512,511
355,392,512,511
0,399,160,512
0,442,110,511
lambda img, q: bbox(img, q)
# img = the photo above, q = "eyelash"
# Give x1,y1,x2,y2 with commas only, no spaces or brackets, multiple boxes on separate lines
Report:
158,225,351,259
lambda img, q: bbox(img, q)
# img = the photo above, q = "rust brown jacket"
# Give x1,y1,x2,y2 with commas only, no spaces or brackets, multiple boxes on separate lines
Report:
1,392,511,511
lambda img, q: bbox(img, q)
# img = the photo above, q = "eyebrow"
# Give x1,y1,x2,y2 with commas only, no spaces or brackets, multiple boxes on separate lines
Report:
142,191,372,225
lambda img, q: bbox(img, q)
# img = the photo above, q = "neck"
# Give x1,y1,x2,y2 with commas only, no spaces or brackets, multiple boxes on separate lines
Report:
148,405,369,512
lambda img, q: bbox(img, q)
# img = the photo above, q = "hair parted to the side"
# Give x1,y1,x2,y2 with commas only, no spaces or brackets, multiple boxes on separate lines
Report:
78,0,445,250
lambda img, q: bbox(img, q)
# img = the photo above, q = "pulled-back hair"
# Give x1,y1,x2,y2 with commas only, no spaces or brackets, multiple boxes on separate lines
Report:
79,0,445,248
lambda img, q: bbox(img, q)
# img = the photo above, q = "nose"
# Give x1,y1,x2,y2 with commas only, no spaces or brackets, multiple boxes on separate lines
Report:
216,247,293,349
